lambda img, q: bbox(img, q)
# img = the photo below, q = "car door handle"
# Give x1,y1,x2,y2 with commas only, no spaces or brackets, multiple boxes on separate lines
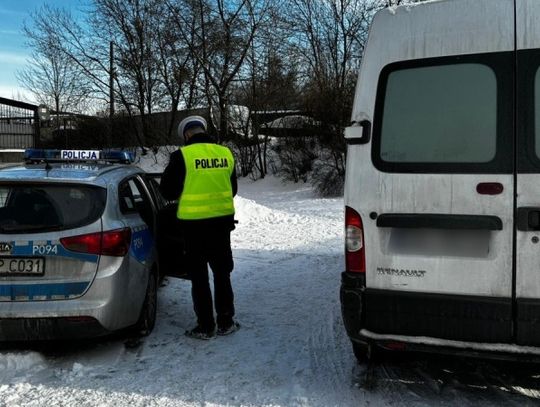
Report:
517,207,540,231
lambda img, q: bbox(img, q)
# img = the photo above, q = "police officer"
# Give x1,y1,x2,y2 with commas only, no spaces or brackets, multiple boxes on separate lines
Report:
160,115,239,340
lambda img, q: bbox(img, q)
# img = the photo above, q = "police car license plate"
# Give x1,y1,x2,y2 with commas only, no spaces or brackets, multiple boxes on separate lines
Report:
0,257,45,276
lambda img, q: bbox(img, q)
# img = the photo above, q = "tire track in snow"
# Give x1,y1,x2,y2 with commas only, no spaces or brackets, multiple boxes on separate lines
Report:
302,254,362,406
365,353,540,406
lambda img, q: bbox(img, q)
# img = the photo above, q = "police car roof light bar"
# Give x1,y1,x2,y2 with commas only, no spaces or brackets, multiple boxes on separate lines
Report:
24,149,134,164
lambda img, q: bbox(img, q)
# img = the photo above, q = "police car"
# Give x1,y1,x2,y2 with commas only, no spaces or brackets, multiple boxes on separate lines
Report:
0,149,185,340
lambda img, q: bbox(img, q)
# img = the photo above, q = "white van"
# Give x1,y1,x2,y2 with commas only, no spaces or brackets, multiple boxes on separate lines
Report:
341,0,540,361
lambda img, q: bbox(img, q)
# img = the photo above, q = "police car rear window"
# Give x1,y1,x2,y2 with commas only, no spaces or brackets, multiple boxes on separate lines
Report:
0,184,106,234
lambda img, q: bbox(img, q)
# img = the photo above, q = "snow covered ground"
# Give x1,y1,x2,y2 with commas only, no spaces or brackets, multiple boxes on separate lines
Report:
0,171,539,406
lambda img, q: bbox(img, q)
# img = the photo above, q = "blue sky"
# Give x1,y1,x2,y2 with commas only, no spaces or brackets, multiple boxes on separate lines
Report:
0,0,81,101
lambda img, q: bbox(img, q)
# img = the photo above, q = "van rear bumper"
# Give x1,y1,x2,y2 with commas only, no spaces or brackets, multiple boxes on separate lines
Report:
357,329,540,361
341,272,518,348
517,299,540,346
341,272,540,354
363,287,513,343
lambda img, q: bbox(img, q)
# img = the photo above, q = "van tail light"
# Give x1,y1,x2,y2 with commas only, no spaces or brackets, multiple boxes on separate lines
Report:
60,228,132,257
384,341,407,351
345,206,366,273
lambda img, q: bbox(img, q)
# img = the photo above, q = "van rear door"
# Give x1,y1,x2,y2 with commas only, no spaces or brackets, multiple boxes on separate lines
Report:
346,0,516,343
515,0,540,346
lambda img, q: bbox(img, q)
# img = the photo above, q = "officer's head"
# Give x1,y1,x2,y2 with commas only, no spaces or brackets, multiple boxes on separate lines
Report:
178,115,207,142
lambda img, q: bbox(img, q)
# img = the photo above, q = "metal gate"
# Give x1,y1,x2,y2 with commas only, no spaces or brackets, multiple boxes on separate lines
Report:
0,97,39,149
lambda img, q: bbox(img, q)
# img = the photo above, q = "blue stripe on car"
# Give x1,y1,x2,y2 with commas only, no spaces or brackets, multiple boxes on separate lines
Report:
0,281,90,301
11,241,99,263
130,227,154,263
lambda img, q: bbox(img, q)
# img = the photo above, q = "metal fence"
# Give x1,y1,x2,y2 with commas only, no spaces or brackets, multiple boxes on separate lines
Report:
0,97,39,149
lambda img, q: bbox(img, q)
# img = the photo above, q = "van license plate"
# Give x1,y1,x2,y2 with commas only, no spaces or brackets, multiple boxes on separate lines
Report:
0,257,45,276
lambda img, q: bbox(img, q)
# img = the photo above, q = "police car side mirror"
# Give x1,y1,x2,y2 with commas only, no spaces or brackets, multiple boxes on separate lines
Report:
345,120,371,145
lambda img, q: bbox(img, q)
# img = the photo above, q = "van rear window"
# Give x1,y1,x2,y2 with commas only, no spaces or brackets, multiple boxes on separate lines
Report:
373,53,514,173
0,184,106,234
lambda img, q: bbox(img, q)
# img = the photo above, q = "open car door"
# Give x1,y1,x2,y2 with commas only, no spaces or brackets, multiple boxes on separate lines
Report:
144,173,189,279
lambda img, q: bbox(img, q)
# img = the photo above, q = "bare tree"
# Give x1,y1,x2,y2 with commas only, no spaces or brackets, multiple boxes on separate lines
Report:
169,0,272,142
154,7,207,141
23,6,112,107
231,32,300,178
22,1,177,146
90,0,166,144
279,0,380,194
94,0,208,144
18,6,91,116
20,4,138,146
290,0,375,119
218,0,293,178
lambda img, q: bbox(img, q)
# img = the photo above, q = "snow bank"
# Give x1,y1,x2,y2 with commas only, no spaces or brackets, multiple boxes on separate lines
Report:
233,178,342,253
0,352,46,381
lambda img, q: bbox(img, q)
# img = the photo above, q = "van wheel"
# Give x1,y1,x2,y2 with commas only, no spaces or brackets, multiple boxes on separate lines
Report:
133,267,158,336
352,341,377,363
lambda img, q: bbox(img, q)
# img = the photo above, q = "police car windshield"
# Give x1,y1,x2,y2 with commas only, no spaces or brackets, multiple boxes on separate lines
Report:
0,184,106,234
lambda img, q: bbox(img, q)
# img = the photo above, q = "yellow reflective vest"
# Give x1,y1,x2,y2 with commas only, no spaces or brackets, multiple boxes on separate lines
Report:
177,143,235,220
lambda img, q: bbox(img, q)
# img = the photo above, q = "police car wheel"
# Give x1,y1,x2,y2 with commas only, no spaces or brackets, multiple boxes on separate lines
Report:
133,267,158,336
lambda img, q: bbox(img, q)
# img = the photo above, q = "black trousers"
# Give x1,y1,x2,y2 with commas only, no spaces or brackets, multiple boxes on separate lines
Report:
184,226,235,331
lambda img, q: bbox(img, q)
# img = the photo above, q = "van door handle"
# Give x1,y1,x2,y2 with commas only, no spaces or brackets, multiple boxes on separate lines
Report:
376,213,502,230
517,207,540,231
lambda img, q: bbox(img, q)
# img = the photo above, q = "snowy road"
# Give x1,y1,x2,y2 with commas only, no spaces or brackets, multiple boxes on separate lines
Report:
0,177,539,406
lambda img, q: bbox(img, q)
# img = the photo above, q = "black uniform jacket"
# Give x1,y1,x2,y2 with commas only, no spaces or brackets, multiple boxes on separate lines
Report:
160,133,238,231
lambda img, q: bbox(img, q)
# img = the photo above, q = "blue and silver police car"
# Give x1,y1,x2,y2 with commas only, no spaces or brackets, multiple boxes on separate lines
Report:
0,149,184,340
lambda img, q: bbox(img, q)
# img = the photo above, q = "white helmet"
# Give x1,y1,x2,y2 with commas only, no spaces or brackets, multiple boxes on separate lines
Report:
178,115,207,138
